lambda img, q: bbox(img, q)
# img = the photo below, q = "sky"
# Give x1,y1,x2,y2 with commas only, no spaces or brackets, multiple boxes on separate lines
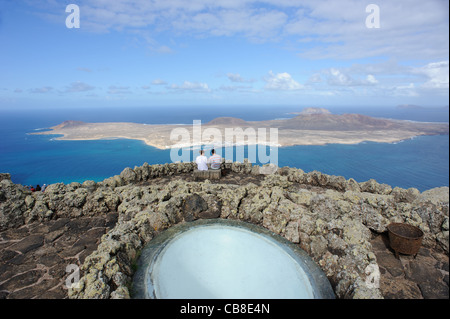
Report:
0,0,449,109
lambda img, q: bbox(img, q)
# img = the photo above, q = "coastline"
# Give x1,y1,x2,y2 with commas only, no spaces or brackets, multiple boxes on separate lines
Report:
31,121,448,150
34,131,420,150
15,129,449,191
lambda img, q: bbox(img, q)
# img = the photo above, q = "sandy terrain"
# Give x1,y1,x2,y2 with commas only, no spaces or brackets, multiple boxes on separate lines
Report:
32,114,449,149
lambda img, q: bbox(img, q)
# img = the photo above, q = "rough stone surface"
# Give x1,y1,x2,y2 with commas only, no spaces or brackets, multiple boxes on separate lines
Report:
0,162,448,299
193,169,222,181
0,213,118,298
371,233,449,299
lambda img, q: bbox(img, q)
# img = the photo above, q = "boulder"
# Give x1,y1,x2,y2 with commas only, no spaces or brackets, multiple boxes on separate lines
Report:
0,173,11,182
182,193,208,221
120,167,137,184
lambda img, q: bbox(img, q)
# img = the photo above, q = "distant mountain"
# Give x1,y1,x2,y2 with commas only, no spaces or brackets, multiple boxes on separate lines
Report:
52,120,85,130
289,107,332,116
275,113,448,132
197,112,449,133
299,107,331,114
278,113,390,130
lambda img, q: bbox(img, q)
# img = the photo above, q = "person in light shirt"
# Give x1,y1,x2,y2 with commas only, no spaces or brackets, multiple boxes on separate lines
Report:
195,150,208,171
208,149,222,170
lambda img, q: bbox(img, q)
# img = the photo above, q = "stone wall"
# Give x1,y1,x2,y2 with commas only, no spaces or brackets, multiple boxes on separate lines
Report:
1,162,448,299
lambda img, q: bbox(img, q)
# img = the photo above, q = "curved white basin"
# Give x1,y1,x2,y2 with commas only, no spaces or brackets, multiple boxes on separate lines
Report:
132,219,335,299
153,225,313,298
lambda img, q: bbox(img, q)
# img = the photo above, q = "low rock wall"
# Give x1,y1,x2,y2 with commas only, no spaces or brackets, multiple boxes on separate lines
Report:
1,161,448,299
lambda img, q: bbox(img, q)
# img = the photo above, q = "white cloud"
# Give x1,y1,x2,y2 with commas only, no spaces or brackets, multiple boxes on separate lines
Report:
152,79,168,85
264,71,303,91
327,68,354,86
63,82,95,93
134,31,175,54
307,73,322,83
30,86,53,94
107,85,132,94
366,74,378,85
169,81,211,93
25,0,448,105
412,61,449,89
283,0,448,60
392,83,419,97
35,0,448,60
312,60,448,100
77,67,93,73
226,73,254,83
227,73,245,82
178,8,288,41
76,0,288,42
325,68,378,87
219,85,257,93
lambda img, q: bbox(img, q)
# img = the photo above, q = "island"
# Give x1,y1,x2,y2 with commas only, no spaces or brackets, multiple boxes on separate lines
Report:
32,108,449,149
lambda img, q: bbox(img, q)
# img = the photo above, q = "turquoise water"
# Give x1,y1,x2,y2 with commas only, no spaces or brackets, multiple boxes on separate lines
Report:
0,106,448,191
279,136,449,191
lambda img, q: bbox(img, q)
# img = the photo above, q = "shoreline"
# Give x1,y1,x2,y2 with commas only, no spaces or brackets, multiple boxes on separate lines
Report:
32,130,428,150
15,130,449,191
30,117,449,150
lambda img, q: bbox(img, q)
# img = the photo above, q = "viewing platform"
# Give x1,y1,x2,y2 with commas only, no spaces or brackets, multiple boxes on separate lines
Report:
193,166,222,181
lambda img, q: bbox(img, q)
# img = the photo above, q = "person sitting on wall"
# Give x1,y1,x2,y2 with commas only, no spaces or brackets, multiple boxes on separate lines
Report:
35,184,41,191
208,149,222,170
195,149,208,171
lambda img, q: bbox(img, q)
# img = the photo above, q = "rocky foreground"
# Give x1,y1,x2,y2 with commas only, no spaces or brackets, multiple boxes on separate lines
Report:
0,162,448,299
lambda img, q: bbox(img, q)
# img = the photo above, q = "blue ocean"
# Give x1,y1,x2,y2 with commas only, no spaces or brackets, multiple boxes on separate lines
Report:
0,105,448,192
